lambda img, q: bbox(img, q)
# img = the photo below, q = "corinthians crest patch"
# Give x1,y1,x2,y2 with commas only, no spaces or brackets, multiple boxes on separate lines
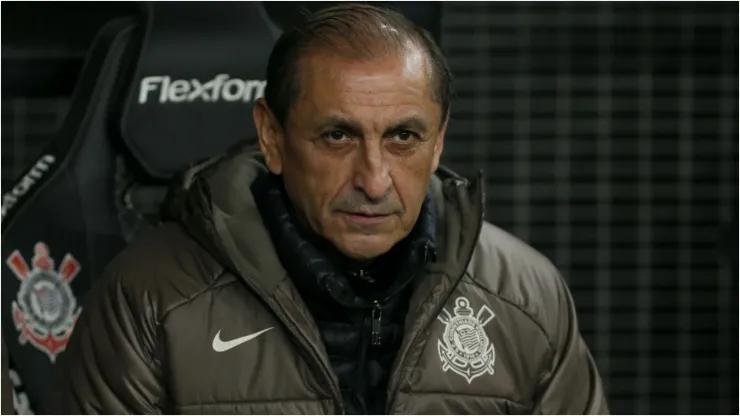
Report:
437,296,496,383
7,242,82,362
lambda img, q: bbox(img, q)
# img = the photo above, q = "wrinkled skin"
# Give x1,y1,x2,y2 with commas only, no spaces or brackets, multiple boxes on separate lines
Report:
254,48,448,260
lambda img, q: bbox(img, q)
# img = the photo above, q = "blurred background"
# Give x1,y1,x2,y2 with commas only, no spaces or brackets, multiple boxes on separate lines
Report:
2,1,737,414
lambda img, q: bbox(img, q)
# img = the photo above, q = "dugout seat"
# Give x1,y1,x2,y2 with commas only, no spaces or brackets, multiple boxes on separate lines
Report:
1,3,279,413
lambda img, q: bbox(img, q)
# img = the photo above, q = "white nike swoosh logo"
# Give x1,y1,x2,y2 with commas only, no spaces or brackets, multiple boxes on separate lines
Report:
212,327,273,352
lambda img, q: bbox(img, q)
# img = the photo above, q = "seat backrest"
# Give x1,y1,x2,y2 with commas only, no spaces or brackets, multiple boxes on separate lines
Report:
1,17,140,414
123,1,279,180
1,4,278,413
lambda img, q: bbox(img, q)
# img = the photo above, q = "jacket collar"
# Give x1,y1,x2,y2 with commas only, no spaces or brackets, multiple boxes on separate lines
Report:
163,144,484,307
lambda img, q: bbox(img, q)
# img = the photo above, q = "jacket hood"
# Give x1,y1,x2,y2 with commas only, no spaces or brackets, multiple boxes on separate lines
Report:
162,142,485,297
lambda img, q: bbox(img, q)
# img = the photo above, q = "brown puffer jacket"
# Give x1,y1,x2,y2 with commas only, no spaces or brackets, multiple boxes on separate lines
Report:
54,147,608,414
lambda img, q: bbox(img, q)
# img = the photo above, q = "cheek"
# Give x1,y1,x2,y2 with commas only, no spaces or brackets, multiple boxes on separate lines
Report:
283,145,349,215
391,159,434,215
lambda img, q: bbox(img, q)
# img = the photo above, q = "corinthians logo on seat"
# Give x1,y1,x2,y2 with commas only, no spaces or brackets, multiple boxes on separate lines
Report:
7,242,82,362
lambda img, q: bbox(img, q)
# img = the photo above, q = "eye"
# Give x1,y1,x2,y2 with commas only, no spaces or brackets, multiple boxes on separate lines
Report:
392,130,417,143
322,130,350,142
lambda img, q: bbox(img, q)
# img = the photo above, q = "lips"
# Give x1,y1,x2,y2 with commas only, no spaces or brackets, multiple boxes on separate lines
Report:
342,211,391,218
348,212,388,217
340,211,392,225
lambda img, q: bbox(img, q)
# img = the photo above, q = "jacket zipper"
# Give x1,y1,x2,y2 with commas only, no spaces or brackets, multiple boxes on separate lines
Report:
356,299,382,413
355,313,373,413
371,300,382,346
367,241,429,344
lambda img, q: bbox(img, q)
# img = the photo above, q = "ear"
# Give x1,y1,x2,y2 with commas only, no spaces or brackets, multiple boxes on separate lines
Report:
253,98,284,174
431,109,449,173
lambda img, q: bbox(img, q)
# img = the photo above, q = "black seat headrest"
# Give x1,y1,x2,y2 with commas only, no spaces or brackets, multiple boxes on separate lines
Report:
121,2,279,180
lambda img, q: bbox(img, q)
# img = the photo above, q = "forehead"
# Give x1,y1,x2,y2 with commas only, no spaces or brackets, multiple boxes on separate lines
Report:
294,49,440,125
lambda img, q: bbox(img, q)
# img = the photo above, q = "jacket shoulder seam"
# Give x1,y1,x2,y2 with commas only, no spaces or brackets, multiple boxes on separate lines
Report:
158,268,231,324
463,272,556,352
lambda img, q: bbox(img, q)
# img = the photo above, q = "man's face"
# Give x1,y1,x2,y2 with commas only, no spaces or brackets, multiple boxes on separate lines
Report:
255,48,447,260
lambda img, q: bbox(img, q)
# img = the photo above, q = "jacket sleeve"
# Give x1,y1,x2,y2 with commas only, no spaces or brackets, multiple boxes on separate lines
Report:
532,274,609,415
54,267,164,414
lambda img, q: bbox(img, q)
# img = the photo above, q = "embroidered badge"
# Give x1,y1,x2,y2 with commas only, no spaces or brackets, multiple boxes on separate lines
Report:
437,296,496,383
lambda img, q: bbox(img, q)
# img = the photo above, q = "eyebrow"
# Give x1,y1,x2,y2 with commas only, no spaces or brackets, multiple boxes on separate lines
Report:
314,115,430,137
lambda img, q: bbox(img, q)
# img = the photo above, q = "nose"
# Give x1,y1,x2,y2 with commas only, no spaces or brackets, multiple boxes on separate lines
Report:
352,140,392,201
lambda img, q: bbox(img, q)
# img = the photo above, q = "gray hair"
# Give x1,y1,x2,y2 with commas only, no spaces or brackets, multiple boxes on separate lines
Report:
264,3,452,127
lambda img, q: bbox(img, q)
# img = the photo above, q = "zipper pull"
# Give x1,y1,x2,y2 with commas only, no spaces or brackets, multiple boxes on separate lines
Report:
371,300,382,346
355,269,374,283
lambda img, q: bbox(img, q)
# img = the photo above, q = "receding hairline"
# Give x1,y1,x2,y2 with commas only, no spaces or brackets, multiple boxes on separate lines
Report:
291,33,441,105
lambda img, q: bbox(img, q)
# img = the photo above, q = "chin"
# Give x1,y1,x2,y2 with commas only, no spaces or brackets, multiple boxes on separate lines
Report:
334,234,397,261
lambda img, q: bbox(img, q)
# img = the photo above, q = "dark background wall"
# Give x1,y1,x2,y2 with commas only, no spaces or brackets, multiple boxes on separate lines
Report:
440,3,738,414
2,2,738,414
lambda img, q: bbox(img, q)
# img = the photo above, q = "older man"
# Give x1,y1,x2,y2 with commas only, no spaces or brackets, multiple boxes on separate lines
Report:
55,4,608,414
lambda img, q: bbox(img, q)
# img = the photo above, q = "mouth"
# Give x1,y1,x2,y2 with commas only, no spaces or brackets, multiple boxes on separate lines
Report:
340,211,392,225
